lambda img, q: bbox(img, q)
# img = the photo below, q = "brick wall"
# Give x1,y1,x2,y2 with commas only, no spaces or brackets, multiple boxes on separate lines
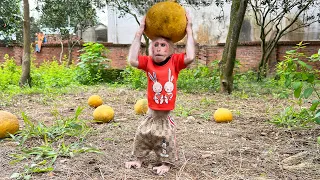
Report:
0,41,320,72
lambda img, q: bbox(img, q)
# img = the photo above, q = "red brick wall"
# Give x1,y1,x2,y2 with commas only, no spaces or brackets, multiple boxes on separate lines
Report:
1,41,319,72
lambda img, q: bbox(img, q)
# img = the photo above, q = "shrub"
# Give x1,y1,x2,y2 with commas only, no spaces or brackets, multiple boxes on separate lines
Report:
76,42,111,85
0,54,22,91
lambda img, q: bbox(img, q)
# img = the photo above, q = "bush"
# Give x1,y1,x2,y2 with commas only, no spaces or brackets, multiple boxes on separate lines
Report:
32,60,78,88
0,55,22,90
75,42,111,85
121,66,147,89
178,61,220,93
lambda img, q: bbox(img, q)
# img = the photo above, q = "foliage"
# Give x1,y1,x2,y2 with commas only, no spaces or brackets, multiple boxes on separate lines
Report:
9,107,100,179
271,43,320,127
0,54,79,103
120,60,221,92
0,0,22,43
38,0,97,38
76,42,111,85
121,65,147,89
178,61,220,93
98,0,225,17
0,54,22,91
32,60,78,88
249,0,320,79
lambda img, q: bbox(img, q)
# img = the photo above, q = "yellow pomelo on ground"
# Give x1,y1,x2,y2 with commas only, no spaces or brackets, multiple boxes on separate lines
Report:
88,95,103,108
93,105,114,123
213,108,233,123
0,111,19,138
145,1,187,43
134,99,148,115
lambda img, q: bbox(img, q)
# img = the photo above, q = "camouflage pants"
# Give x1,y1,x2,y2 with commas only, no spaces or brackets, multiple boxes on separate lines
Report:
132,109,177,165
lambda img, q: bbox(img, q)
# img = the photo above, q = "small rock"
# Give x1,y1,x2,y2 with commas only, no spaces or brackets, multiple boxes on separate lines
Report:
260,132,267,136
201,154,212,159
118,89,127,95
59,159,68,163
187,116,195,121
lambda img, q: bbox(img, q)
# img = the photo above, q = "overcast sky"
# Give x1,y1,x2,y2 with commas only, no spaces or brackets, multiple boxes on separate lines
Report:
28,0,108,26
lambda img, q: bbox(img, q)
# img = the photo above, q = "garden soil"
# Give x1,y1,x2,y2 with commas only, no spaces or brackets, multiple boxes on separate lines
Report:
0,86,319,180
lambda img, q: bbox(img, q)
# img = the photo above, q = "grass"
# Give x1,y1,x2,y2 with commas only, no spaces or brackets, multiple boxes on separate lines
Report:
7,107,100,179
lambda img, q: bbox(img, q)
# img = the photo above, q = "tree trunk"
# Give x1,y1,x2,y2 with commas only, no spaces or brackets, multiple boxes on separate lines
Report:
257,40,276,80
19,0,31,87
219,0,248,94
59,40,63,63
67,40,72,65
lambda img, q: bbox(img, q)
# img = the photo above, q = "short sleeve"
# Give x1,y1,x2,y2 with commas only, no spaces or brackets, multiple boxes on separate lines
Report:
138,55,149,71
173,53,187,72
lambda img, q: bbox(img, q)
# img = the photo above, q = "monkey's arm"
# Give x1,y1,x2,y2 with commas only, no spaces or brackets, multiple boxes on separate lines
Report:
184,12,195,66
128,16,146,68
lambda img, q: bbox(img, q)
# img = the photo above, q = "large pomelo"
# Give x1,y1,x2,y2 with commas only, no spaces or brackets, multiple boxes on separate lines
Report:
0,111,19,138
93,105,114,123
145,1,187,43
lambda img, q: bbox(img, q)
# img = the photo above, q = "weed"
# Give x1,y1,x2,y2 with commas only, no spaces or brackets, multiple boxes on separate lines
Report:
271,42,320,127
76,42,111,85
9,107,100,179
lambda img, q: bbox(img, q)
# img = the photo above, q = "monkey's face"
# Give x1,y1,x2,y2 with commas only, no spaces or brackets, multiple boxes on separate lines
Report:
151,38,171,63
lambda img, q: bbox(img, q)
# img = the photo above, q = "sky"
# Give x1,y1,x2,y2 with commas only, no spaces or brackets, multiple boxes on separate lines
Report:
28,0,108,26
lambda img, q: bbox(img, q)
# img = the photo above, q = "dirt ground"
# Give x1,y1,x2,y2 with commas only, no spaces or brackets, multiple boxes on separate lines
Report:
0,86,319,180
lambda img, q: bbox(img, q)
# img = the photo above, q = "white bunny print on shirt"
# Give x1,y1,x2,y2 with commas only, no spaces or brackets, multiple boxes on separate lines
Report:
148,72,163,104
163,68,174,104
148,68,174,105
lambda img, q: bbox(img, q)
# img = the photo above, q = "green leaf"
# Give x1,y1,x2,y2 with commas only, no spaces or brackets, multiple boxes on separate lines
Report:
285,78,291,87
315,110,320,118
294,85,302,98
297,60,307,67
286,50,296,54
292,82,302,90
307,74,315,83
317,136,320,144
310,100,319,111
303,87,313,99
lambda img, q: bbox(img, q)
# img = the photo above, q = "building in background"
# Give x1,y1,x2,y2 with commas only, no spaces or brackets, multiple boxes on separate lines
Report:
107,3,320,45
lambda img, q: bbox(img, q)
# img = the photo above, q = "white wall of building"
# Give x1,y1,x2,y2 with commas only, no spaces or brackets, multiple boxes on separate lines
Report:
107,3,320,45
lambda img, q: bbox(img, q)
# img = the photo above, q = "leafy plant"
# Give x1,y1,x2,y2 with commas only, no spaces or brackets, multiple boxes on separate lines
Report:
32,59,78,88
9,107,100,179
178,61,220,93
271,106,315,128
76,42,111,84
0,54,22,91
173,104,196,117
272,42,320,127
120,65,147,89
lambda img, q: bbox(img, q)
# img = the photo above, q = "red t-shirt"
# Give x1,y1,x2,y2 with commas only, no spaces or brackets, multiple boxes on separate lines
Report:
138,53,186,110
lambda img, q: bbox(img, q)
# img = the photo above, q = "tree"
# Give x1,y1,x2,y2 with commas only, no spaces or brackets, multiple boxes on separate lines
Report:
100,0,157,55
0,0,22,44
19,0,32,87
99,0,223,55
37,0,98,64
249,0,320,80
219,0,248,94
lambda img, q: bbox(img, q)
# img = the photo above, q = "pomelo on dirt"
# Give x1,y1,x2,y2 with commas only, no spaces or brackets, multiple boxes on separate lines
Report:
0,111,19,138
93,105,114,123
88,95,103,108
134,99,148,115
144,1,187,43
213,108,233,123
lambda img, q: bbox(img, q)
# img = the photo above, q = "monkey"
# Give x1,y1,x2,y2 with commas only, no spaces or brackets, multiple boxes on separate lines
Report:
125,12,195,176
